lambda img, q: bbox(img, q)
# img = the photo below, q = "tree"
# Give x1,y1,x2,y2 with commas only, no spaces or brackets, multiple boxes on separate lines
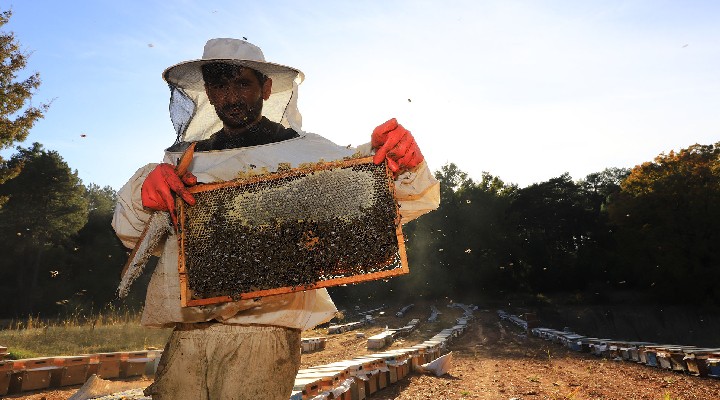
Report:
574,168,631,290
445,171,517,295
0,143,88,315
0,9,49,190
507,173,600,292
607,143,720,304
60,184,134,310
580,167,630,210
393,164,517,301
402,163,478,298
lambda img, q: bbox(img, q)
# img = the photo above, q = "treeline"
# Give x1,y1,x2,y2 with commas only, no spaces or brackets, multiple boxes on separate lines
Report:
332,143,720,307
0,143,144,318
2,141,720,318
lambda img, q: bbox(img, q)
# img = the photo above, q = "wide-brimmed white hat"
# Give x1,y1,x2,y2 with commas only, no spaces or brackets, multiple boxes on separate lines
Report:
163,38,304,93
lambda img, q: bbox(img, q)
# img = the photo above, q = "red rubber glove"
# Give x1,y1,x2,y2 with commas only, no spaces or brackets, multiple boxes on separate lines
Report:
141,163,197,226
371,118,424,176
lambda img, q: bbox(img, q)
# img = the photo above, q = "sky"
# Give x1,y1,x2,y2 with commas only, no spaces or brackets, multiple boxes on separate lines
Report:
5,0,720,190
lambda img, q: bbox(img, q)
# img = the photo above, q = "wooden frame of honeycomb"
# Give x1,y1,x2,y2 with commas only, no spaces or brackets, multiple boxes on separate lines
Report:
177,157,408,307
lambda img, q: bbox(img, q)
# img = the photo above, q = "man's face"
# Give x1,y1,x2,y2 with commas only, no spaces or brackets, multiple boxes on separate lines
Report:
205,66,272,130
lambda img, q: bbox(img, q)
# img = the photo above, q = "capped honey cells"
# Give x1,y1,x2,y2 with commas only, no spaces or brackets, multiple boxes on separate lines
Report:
177,157,408,306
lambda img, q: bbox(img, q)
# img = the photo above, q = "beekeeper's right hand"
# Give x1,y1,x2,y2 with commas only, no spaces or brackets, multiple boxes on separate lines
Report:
141,163,197,226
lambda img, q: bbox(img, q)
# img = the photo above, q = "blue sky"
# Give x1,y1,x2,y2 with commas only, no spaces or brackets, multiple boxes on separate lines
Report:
5,0,720,190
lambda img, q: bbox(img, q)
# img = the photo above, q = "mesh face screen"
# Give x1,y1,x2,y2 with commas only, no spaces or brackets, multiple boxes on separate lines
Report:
178,157,407,306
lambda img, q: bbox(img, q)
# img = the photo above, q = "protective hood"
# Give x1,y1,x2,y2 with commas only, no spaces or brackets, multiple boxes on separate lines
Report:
164,38,305,143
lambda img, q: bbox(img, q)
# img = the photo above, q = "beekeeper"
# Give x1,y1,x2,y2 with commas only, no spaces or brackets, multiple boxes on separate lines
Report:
112,38,440,399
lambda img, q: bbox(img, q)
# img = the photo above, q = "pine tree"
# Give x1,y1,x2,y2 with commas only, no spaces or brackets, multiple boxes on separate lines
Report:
0,143,88,314
0,9,49,189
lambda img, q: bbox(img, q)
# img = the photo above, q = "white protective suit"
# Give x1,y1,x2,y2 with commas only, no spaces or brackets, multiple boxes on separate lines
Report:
111,39,440,332
113,136,439,330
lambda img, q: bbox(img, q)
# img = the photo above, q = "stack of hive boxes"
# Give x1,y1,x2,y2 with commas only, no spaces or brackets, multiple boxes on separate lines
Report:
301,337,327,353
366,331,395,350
0,350,164,396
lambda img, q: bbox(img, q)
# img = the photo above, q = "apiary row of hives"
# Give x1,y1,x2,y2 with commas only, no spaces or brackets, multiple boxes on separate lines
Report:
366,319,420,350
328,305,392,335
0,350,161,396
499,310,720,381
327,320,367,335
291,306,474,400
395,304,414,318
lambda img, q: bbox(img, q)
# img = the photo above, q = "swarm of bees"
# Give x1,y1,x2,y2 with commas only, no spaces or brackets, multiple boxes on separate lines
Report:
179,158,404,303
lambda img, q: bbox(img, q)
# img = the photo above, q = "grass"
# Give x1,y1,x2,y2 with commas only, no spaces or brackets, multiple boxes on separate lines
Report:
0,300,464,360
0,306,171,359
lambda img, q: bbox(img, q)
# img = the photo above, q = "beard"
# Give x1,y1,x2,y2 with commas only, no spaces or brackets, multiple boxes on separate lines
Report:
216,96,264,130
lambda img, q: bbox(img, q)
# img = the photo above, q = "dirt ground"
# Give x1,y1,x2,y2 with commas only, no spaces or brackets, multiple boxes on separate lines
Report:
304,305,720,399
8,303,720,399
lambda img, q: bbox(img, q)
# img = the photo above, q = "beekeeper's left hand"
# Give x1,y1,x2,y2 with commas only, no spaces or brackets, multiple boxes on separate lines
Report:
371,118,424,176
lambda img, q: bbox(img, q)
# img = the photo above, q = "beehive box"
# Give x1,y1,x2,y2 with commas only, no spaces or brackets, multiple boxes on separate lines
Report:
655,347,673,369
348,357,385,394
295,367,349,397
177,157,407,307
2,360,27,395
351,357,389,390
397,347,423,372
121,351,151,378
84,354,100,378
0,360,13,396
328,321,364,334
669,347,696,372
366,352,409,384
96,352,123,379
643,346,660,367
707,356,720,378
385,350,413,380
301,337,327,353
145,350,163,376
292,374,323,398
684,348,720,377
367,331,395,350
51,356,90,387
10,358,59,392
311,366,354,399
322,360,370,400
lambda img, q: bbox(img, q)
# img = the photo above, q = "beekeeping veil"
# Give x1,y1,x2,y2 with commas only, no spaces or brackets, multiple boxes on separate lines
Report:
163,38,305,143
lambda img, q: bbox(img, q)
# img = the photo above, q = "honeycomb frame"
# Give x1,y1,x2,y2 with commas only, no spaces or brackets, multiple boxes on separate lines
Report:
177,156,408,307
